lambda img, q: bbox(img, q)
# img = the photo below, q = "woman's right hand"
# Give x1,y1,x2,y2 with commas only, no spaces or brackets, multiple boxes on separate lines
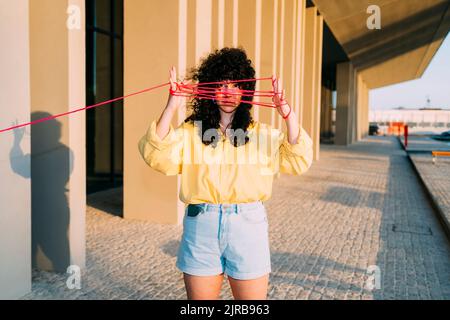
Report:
167,66,192,110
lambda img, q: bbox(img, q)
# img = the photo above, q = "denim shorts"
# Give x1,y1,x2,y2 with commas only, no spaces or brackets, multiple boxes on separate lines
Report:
176,200,271,280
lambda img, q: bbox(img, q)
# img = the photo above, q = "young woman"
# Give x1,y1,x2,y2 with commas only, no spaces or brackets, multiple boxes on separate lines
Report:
138,47,313,300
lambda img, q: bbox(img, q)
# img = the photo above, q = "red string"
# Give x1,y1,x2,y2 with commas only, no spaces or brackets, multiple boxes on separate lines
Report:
1,77,292,134
173,77,291,118
0,82,171,134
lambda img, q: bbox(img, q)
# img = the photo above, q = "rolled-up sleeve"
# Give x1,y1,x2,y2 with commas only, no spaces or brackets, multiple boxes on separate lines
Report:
278,125,313,175
138,120,184,176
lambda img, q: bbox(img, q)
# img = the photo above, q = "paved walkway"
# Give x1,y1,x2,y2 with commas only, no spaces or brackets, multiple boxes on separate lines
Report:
22,136,450,300
409,153,450,235
399,135,450,240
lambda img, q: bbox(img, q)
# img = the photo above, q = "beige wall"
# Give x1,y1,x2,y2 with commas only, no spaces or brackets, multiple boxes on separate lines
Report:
237,0,258,119
337,68,373,146
302,7,323,160
1,0,85,297
0,0,32,299
360,79,369,139
68,0,87,270
125,0,183,224
29,0,86,271
259,0,277,125
294,0,306,126
335,64,370,145
335,61,357,145
356,74,364,141
312,13,323,160
320,84,333,138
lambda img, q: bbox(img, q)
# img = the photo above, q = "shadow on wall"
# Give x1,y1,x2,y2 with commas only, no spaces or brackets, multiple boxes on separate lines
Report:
9,112,73,272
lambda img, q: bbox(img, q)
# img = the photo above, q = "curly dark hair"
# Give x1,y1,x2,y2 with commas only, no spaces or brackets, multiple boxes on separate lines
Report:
184,47,256,148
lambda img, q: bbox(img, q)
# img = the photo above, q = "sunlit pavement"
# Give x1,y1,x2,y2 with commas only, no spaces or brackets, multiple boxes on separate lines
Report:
22,136,450,300
409,153,450,233
401,135,450,247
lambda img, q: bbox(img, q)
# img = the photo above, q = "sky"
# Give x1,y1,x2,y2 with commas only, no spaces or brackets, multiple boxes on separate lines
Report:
369,33,450,110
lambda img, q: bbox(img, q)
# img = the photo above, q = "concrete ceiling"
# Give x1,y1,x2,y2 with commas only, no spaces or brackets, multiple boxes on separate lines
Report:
313,0,450,89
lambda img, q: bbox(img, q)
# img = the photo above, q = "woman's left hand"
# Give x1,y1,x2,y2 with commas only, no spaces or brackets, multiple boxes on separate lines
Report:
272,76,291,119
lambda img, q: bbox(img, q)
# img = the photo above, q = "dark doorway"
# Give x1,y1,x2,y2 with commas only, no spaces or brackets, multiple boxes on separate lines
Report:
86,0,123,195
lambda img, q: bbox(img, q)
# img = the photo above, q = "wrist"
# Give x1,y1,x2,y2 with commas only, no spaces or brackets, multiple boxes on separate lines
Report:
281,104,292,120
165,101,179,112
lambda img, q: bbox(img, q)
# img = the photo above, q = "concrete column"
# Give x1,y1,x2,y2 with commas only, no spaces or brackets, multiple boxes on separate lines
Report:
28,0,86,272
258,0,276,125
195,0,212,60
320,83,333,139
278,0,295,129
274,0,284,129
356,73,364,141
0,0,31,299
302,7,315,142
211,0,223,50
302,7,323,160
126,0,212,224
356,73,370,141
312,13,323,160
259,0,306,128
258,0,280,126
335,62,356,146
294,0,306,126
237,0,260,119
362,83,370,138
224,0,238,47
126,0,181,224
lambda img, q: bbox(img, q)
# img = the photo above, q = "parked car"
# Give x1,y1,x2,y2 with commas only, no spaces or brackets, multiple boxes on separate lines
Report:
431,130,450,141
369,123,380,136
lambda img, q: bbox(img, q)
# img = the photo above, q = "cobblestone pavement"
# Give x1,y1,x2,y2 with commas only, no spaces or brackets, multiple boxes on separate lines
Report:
22,137,450,300
409,153,450,234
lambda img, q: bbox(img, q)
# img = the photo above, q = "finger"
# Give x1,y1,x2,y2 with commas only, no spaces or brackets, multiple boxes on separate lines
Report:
169,70,174,85
271,76,276,90
277,78,282,94
276,79,282,98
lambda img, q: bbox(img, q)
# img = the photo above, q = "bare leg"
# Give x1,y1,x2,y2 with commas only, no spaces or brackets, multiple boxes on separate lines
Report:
228,273,269,300
183,272,225,300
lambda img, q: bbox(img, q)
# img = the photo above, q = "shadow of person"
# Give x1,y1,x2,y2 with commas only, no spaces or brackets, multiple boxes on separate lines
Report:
9,112,74,272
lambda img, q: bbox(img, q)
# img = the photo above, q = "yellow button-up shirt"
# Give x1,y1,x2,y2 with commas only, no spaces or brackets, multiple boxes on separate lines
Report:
138,119,313,204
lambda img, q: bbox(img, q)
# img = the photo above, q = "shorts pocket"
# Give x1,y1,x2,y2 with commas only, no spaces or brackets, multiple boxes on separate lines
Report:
240,207,267,224
185,204,204,218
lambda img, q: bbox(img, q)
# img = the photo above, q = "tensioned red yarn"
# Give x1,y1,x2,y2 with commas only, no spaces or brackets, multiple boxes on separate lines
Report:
1,77,291,134
171,77,291,118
